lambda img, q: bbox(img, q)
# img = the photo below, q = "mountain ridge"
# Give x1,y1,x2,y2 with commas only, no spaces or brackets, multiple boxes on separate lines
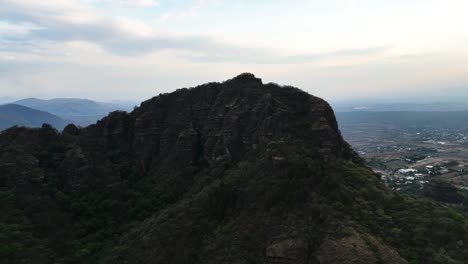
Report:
1,74,467,264
0,104,68,130
13,97,135,126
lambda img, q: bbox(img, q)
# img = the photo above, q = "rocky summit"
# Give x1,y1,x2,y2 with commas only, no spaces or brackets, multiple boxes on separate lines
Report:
1,74,467,264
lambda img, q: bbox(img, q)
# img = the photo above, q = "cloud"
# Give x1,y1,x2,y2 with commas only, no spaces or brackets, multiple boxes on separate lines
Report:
103,0,159,8
159,0,215,22
0,21,38,37
0,0,246,56
0,0,97,25
0,1,185,53
191,46,391,64
0,0,390,63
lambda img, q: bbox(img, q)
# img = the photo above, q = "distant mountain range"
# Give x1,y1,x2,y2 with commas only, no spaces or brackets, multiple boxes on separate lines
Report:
331,87,468,112
0,98,136,130
2,90,466,132
336,111,468,129
13,98,135,126
0,104,68,130
332,101,468,112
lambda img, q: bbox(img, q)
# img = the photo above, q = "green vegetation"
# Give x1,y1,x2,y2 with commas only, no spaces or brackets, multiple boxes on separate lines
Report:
332,161,468,263
2,127,467,263
1,76,467,263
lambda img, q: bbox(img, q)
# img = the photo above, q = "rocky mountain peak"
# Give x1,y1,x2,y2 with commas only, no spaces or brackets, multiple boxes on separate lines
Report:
1,75,466,264
108,73,357,174
227,72,262,83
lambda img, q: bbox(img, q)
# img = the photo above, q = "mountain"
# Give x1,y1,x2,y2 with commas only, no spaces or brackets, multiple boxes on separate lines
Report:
0,104,68,130
13,98,135,126
0,97,18,104
1,74,467,264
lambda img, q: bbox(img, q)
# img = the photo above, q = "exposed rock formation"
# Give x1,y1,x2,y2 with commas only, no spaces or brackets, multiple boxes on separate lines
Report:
317,232,407,264
1,74,466,264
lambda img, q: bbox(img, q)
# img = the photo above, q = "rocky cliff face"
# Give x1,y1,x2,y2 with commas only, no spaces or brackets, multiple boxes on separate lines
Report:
87,73,356,173
1,74,467,264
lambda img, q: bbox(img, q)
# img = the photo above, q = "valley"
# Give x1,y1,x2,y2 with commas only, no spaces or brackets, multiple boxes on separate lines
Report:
338,111,468,209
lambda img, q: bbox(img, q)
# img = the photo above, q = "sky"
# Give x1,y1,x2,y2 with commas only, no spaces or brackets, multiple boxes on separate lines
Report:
0,0,467,102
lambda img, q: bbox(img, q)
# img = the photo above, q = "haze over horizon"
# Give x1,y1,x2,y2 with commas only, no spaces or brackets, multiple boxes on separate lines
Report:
1,0,468,102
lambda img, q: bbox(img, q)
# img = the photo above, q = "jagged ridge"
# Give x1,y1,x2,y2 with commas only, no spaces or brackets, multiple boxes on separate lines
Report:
1,74,467,264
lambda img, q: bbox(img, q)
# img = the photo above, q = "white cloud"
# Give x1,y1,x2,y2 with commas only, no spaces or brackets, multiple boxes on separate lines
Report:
158,0,219,22
104,0,159,8
0,21,36,36
0,0,389,63
0,0,467,101
0,0,218,55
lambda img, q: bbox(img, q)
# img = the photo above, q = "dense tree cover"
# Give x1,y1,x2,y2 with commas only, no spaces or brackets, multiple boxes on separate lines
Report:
1,75,467,264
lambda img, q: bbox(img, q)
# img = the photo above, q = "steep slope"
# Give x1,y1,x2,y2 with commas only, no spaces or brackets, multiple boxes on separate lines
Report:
1,74,467,264
0,104,68,130
14,98,134,126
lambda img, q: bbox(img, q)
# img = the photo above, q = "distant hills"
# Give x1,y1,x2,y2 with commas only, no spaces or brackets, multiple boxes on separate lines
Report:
0,98,136,131
331,87,468,112
336,111,468,129
14,98,135,126
2,92,467,131
0,104,68,130
332,101,468,112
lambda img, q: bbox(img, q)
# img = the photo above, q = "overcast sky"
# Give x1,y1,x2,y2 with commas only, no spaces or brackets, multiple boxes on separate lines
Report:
1,0,467,102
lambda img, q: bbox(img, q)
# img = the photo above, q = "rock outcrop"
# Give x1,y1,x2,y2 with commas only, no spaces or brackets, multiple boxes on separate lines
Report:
317,232,408,264
1,74,467,264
